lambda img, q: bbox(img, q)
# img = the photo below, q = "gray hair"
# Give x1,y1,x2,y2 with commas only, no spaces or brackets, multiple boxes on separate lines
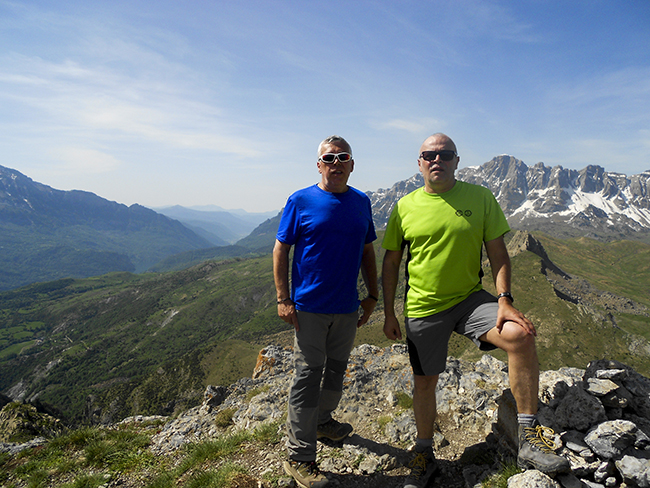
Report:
318,135,352,156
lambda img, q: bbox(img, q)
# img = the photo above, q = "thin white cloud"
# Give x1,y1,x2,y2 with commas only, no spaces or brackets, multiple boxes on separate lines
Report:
0,44,263,158
376,118,443,134
551,66,650,109
49,147,123,174
449,0,540,43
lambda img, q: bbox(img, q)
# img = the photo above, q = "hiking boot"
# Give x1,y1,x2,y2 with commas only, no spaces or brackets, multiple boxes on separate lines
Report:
316,418,353,442
404,448,438,488
517,420,570,476
282,459,329,488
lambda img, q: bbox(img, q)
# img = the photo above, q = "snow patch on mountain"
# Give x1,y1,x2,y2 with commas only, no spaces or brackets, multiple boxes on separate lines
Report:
368,157,650,239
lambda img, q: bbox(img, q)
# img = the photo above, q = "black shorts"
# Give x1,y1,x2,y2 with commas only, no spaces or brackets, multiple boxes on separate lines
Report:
405,290,498,376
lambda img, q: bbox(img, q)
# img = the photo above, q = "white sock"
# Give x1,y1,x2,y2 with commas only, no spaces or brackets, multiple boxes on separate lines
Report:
518,413,537,427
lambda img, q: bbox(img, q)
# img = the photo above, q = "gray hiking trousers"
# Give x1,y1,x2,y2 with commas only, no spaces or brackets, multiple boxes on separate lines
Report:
286,310,358,461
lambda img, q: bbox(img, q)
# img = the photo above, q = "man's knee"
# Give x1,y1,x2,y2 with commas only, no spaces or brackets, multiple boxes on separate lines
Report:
322,357,348,391
496,322,536,349
414,374,439,392
290,364,323,408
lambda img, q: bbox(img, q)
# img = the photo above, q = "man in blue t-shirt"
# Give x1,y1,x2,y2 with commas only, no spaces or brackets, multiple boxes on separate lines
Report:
274,135,378,488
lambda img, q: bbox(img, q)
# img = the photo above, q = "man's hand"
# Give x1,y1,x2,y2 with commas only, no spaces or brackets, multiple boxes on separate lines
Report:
357,297,377,327
496,300,536,336
383,315,403,340
278,301,299,331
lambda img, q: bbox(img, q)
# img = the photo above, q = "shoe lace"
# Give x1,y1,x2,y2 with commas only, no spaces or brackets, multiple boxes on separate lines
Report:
408,452,428,479
522,424,559,453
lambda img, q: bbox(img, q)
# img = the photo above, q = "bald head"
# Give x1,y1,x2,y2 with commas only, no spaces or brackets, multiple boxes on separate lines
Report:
418,132,460,194
420,133,457,155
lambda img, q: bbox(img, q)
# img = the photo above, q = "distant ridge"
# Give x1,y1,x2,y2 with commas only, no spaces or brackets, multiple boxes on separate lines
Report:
153,205,278,246
0,165,212,290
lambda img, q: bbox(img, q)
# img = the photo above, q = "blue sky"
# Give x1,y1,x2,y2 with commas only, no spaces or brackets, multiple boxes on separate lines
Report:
1,0,649,213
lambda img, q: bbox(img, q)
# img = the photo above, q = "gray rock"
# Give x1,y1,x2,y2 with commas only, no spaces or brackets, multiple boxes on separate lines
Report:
593,460,616,483
586,378,620,397
507,470,560,487
384,411,417,444
358,456,381,474
556,473,587,488
584,420,638,459
632,395,650,419
203,385,228,409
603,385,634,410
585,360,632,381
555,386,608,431
562,430,596,460
0,436,47,455
596,369,628,381
563,449,600,477
615,454,650,487
128,346,650,484
540,368,585,408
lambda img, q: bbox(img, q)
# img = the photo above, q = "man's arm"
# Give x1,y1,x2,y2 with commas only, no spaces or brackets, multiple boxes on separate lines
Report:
272,239,299,331
382,249,404,340
358,242,379,327
484,236,535,336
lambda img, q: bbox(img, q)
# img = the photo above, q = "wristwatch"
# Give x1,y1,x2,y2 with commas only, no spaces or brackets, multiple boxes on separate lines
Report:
497,292,514,303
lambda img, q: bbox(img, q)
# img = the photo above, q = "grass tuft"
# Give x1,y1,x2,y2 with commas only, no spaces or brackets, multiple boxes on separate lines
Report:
214,407,237,428
481,462,521,488
395,391,413,410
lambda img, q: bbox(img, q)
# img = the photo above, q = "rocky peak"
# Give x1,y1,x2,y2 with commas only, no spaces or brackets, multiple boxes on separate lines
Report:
367,159,650,239
505,230,647,318
507,230,571,279
459,159,650,237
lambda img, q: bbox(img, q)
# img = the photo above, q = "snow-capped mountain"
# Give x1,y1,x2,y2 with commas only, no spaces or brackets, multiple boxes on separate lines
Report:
368,156,650,241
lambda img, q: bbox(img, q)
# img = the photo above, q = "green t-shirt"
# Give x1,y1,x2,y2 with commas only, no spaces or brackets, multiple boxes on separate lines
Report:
382,181,510,317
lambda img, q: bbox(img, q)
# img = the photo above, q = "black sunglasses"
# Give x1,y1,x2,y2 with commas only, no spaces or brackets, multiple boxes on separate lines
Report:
319,152,353,164
420,150,457,162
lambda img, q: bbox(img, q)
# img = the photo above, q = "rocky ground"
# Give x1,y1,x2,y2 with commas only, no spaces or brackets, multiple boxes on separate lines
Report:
214,410,490,488
4,344,650,487
143,345,521,487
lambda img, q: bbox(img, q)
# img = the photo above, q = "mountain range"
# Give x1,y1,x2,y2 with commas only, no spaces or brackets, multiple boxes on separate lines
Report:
3,158,650,291
144,160,650,273
368,156,650,243
0,165,277,290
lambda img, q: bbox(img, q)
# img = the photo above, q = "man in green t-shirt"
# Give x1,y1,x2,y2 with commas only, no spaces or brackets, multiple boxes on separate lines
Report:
382,133,569,488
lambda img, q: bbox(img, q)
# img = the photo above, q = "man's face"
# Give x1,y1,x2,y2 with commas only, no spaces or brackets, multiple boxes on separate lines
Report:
317,141,354,193
418,135,459,193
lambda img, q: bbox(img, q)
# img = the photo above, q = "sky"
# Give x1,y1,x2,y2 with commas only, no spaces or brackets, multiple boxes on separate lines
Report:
1,1,649,213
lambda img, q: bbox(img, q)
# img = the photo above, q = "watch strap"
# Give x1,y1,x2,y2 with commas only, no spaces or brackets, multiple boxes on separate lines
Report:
497,292,514,303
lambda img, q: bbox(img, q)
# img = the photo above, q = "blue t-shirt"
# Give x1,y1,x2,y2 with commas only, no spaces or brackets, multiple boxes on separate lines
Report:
276,184,377,314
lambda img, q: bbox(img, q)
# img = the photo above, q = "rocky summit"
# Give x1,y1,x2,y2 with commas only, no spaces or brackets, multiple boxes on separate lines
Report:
3,345,650,487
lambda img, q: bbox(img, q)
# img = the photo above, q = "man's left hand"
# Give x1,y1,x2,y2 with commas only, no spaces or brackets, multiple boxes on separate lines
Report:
496,301,536,336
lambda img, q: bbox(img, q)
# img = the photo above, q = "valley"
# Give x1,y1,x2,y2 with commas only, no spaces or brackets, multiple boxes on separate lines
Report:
1,231,649,425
